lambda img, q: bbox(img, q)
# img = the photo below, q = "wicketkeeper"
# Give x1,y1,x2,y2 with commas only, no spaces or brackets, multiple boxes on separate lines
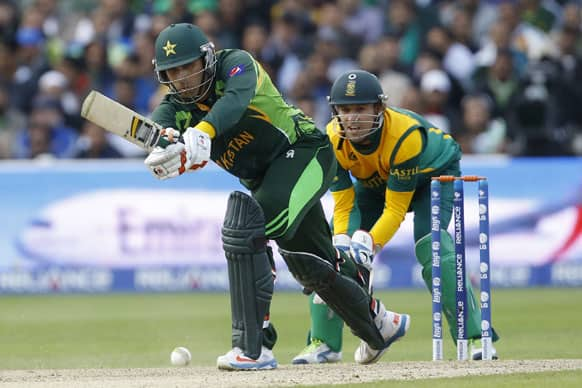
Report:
293,70,500,364
143,23,410,370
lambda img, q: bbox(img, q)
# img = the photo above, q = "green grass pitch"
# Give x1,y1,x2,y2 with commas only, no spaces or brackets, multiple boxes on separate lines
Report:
1,288,581,370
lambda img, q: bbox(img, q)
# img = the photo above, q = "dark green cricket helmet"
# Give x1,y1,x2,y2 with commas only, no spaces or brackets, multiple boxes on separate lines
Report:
328,70,387,106
153,23,217,103
328,70,387,141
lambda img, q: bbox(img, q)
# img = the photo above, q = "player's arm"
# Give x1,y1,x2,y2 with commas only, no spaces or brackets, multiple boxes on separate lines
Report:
369,128,423,246
146,99,211,179
330,163,361,236
194,50,258,139
150,97,179,129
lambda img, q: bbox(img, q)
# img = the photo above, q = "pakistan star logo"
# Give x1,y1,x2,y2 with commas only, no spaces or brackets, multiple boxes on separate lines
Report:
162,40,177,56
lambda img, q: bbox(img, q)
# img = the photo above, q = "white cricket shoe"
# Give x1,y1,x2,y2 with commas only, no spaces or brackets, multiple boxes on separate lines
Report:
292,339,342,364
354,301,410,364
216,346,278,371
470,338,498,360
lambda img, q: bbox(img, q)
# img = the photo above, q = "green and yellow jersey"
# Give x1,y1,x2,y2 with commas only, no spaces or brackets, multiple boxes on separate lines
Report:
326,107,461,246
151,49,322,180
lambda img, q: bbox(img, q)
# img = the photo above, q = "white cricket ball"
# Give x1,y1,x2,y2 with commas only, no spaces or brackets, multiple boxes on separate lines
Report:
170,346,191,366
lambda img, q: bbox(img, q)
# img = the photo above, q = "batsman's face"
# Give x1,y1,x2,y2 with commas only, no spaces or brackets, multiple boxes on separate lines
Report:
165,58,206,99
335,104,380,143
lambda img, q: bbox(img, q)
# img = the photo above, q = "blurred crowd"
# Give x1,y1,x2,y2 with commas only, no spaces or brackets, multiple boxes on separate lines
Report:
1,0,581,160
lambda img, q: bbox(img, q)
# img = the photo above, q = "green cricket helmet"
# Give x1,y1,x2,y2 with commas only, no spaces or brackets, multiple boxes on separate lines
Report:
327,70,387,141
153,23,217,103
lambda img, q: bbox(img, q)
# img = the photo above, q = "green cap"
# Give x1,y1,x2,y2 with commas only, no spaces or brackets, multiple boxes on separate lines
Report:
154,23,209,72
328,70,386,106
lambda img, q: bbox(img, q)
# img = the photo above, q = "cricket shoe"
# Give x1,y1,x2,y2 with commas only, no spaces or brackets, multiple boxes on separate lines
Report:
354,300,410,364
292,339,342,364
216,346,278,371
470,338,498,360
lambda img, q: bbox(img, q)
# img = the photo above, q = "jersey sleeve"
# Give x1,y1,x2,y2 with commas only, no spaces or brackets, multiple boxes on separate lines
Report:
369,128,423,246
330,163,361,236
150,98,178,129
201,50,257,136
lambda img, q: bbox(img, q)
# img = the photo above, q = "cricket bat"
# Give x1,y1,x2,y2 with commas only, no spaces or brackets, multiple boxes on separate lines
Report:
81,90,170,151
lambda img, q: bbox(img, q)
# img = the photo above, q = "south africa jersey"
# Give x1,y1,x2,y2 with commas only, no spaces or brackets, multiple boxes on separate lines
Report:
326,107,461,245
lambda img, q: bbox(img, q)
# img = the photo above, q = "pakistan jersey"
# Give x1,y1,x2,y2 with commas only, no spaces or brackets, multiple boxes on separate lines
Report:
326,106,462,246
151,49,323,181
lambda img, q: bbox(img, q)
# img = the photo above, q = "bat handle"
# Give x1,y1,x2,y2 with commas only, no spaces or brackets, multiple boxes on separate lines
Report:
154,134,184,149
156,136,171,148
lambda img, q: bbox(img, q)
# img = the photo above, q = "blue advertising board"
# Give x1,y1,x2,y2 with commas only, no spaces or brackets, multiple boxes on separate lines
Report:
0,156,581,293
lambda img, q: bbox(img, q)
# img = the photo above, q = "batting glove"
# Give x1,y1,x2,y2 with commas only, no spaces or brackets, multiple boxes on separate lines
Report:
350,230,375,271
182,126,211,170
144,127,211,180
144,142,186,180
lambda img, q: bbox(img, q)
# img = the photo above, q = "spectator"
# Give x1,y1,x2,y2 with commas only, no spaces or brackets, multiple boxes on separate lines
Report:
262,11,308,95
457,93,507,154
0,0,19,43
439,0,497,48
194,9,222,48
521,0,557,33
399,84,423,112
419,68,459,134
0,0,579,159
13,8,51,114
497,1,552,61
37,70,80,129
425,24,475,89
289,52,333,129
384,0,423,66
358,42,382,75
0,83,26,158
0,40,17,87
241,21,269,62
74,121,123,159
12,96,78,159
472,48,521,119
506,59,569,156
314,26,358,81
474,20,529,76
375,35,412,107
337,0,384,45
83,38,115,95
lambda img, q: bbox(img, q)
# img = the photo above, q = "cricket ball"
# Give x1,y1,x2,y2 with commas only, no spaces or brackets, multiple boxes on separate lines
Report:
170,346,191,366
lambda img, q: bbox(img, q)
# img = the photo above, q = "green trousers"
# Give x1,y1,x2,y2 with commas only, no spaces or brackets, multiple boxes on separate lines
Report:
305,161,498,348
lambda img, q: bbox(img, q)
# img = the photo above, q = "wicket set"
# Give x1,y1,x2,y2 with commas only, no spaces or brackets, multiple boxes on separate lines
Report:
430,175,493,361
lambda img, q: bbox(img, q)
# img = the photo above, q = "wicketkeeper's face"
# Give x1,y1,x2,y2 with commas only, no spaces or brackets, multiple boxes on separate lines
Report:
334,103,382,143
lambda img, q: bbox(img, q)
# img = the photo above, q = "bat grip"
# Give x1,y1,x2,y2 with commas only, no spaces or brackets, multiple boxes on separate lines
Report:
155,135,185,149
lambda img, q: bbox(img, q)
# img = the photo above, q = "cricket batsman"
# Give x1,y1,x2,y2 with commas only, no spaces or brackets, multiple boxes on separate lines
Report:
293,70,499,364
142,24,410,370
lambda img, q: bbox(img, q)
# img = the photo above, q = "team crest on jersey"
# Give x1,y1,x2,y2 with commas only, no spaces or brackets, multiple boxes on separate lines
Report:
229,65,245,77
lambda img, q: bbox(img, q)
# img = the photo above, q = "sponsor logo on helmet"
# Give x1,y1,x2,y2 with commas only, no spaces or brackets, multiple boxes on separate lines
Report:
162,40,177,56
228,65,245,77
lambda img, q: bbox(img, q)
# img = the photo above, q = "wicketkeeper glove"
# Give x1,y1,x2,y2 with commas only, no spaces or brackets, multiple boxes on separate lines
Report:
350,230,375,272
332,234,351,253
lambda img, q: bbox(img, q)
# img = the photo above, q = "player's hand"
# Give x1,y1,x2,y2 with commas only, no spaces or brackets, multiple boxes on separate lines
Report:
332,234,351,253
144,142,186,180
182,126,211,170
144,126,211,180
350,230,374,271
